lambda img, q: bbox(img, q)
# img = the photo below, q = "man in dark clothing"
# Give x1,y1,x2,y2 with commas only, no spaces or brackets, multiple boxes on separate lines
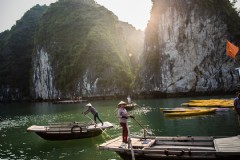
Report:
234,92,240,127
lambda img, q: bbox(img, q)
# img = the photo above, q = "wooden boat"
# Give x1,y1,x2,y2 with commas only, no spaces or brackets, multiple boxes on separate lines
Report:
164,108,216,117
99,135,240,160
27,121,113,141
125,102,138,110
52,100,87,104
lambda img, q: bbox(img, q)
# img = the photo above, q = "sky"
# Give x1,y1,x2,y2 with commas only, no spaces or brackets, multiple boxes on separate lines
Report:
0,0,57,32
0,0,152,33
95,0,152,31
0,0,240,33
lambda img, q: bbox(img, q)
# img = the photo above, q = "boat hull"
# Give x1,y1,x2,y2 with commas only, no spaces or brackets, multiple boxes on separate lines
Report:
125,103,137,110
99,135,240,160
164,108,216,116
27,121,113,141
35,129,103,141
116,152,240,160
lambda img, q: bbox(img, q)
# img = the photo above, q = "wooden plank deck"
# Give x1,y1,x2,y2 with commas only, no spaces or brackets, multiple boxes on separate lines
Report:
27,125,46,132
99,136,240,159
27,122,113,133
99,136,155,150
155,136,214,141
214,135,240,153
155,141,214,147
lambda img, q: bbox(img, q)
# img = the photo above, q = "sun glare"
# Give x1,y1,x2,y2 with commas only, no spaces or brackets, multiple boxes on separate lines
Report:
95,0,152,31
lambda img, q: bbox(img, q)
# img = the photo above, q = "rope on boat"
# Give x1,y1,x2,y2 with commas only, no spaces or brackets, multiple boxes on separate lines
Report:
71,126,82,133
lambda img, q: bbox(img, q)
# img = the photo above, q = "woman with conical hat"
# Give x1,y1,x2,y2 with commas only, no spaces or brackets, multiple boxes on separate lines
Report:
117,101,129,148
83,103,103,126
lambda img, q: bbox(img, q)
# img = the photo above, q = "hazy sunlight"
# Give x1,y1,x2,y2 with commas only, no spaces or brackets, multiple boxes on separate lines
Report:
95,0,152,31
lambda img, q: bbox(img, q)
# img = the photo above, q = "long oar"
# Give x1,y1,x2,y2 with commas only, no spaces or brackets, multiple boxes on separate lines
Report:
130,117,151,138
127,121,135,160
83,114,113,139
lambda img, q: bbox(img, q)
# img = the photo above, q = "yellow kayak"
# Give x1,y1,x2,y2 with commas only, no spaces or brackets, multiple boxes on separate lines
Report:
164,108,216,116
160,108,201,113
182,99,234,108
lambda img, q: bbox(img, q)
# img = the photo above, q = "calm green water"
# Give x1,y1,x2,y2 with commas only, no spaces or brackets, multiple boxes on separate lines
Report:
0,95,239,160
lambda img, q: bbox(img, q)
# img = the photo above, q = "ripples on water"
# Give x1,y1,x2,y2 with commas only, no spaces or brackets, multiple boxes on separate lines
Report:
0,111,123,160
0,97,239,160
0,113,84,159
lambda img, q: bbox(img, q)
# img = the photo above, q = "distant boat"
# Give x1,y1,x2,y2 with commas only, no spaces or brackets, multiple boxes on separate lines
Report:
52,100,87,104
99,135,240,159
125,102,138,110
27,121,113,141
125,95,138,110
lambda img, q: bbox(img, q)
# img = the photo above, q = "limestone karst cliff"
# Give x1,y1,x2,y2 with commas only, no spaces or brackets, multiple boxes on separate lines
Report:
0,5,48,102
1,0,240,101
32,0,144,100
138,0,240,96
0,0,144,101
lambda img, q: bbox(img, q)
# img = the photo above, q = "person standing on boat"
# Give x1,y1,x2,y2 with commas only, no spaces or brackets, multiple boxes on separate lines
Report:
127,95,132,104
83,103,103,126
234,92,240,127
117,101,134,147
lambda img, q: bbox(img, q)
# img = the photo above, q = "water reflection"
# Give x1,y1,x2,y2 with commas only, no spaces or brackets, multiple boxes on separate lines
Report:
0,95,239,160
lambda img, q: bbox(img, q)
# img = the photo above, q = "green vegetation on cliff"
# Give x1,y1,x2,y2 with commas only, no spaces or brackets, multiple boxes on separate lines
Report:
35,0,134,95
0,0,144,101
0,5,48,97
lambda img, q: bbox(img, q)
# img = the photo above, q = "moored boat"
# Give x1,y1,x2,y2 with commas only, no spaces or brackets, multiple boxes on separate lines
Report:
161,107,230,113
52,100,87,104
164,108,216,117
99,135,240,160
160,107,200,113
27,121,113,141
181,99,234,108
125,95,138,110
125,102,138,110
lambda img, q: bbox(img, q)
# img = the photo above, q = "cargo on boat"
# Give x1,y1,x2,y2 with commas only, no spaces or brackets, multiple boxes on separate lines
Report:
99,135,240,160
27,121,113,141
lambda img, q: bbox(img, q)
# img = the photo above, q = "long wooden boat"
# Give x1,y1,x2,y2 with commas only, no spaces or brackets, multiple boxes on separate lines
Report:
27,121,113,141
99,135,240,159
52,100,87,104
164,108,216,117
